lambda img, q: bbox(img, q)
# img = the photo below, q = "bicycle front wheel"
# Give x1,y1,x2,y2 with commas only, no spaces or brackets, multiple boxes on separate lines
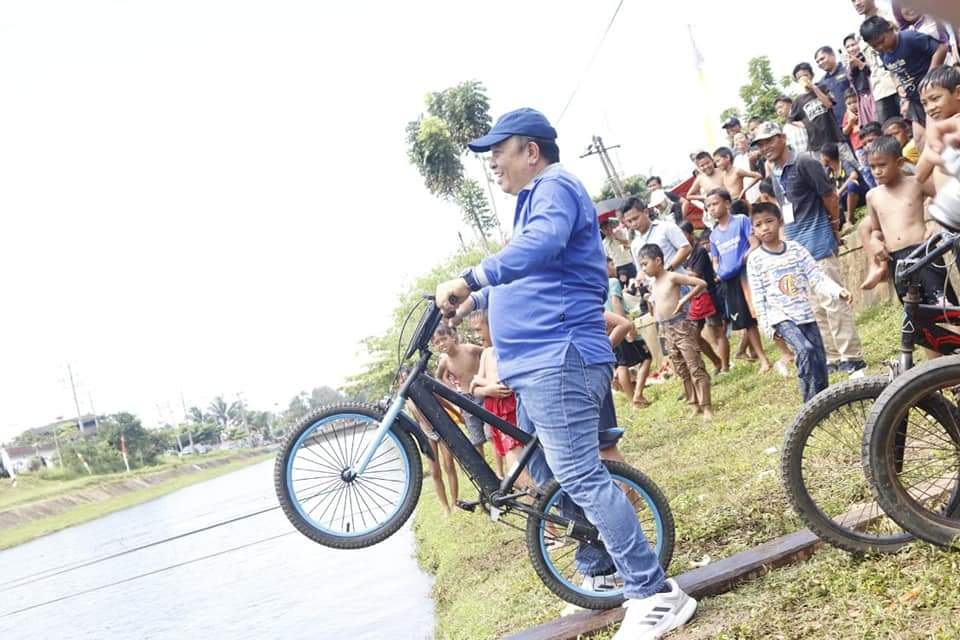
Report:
274,403,423,549
781,376,912,554
864,357,960,549
525,460,674,610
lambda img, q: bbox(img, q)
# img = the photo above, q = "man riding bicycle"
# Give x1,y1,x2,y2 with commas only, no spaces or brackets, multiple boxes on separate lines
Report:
436,108,696,639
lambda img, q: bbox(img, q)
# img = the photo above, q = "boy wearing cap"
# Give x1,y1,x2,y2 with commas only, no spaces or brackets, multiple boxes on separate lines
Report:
437,108,696,639
754,122,867,376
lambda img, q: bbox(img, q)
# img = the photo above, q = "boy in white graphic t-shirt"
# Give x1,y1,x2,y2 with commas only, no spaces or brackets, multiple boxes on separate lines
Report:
746,203,852,402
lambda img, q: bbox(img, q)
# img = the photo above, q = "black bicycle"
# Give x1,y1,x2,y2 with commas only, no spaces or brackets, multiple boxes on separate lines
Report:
862,233,960,549
273,298,675,609
782,231,960,554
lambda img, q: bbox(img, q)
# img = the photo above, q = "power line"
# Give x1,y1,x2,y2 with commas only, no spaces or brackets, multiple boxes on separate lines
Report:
0,505,280,593
0,531,294,618
556,0,626,124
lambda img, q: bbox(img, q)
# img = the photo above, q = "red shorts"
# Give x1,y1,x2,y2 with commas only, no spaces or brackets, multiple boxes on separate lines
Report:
482,394,524,457
688,290,718,321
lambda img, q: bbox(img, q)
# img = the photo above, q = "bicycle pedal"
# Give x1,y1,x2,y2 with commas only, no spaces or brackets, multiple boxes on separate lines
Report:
455,500,479,512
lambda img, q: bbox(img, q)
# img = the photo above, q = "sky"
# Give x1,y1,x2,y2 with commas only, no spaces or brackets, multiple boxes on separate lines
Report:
0,0,891,441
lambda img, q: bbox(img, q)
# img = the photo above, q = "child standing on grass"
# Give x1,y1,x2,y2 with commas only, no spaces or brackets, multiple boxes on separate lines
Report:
433,325,488,456
747,203,853,402
399,368,460,517
638,243,714,420
606,257,653,408
469,310,524,479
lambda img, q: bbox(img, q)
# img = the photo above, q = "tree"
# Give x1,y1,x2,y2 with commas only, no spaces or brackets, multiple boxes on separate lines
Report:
424,80,491,149
455,178,498,242
738,56,785,123
405,116,463,198
207,396,240,429
406,81,495,243
719,106,742,124
597,174,648,201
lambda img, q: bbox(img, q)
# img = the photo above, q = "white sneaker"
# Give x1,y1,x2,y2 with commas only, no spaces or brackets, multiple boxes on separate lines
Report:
612,579,697,640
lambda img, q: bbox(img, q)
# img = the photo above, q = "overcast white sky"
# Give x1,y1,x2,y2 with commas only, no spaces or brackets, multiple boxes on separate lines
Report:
0,0,890,441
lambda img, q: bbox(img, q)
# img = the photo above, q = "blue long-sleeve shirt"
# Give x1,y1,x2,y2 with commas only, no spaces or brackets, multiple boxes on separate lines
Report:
469,164,613,382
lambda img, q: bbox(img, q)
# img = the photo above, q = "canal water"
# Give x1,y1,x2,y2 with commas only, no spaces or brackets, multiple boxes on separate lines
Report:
0,460,434,638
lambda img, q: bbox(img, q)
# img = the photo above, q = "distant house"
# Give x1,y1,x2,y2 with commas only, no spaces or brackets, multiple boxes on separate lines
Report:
17,415,99,444
0,444,57,473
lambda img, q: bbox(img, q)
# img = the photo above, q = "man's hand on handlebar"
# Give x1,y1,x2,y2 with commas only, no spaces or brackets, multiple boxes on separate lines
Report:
435,277,472,324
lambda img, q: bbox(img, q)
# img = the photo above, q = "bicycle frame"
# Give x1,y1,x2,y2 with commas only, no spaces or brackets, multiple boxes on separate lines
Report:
351,347,539,503
895,233,960,372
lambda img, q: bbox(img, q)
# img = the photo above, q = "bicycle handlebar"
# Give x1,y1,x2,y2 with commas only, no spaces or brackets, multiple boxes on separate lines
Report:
895,231,960,285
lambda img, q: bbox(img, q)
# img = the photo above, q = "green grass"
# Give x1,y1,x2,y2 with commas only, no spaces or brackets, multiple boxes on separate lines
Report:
0,451,272,550
412,302,960,639
0,450,244,511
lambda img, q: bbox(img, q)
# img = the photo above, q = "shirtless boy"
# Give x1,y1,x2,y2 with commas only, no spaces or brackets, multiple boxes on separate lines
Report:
469,311,523,479
713,146,762,205
685,151,725,204
917,65,960,191
862,136,945,304
638,243,714,420
433,324,487,454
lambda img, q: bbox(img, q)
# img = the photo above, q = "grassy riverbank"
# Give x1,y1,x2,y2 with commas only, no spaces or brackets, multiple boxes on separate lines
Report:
0,450,273,550
414,304,960,639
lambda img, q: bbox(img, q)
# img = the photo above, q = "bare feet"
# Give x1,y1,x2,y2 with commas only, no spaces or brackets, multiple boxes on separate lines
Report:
861,263,889,290
688,406,703,418
702,406,715,421
632,397,651,408
758,362,772,374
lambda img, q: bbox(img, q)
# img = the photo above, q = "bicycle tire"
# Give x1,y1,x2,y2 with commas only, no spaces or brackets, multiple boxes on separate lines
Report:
524,460,675,610
864,357,960,549
781,376,913,554
274,403,423,550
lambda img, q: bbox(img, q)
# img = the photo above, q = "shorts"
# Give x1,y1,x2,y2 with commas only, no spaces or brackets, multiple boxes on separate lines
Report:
903,96,926,127
458,392,487,446
482,394,524,457
889,244,956,305
696,314,724,329
614,337,652,368
718,274,757,330
688,290,718,322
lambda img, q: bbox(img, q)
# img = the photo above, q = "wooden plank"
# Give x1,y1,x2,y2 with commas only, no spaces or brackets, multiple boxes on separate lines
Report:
504,529,821,640
505,483,953,639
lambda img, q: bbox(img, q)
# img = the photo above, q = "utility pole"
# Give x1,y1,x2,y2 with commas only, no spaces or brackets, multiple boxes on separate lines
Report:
580,135,625,197
67,364,85,436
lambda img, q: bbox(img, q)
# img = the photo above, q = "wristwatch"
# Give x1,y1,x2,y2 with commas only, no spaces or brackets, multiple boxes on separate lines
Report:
460,268,482,292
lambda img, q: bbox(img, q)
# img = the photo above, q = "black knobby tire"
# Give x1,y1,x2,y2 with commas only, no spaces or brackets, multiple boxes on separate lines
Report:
781,376,913,554
524,460,675,610
274,403,423,550
864,357,960,549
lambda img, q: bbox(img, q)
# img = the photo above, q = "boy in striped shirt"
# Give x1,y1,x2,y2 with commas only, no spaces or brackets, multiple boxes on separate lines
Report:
746,203,853,402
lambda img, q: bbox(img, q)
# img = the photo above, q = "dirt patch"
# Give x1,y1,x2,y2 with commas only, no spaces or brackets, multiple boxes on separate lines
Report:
0,451,264,531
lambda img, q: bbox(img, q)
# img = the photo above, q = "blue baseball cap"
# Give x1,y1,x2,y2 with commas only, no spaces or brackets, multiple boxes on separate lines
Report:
467,108,558,153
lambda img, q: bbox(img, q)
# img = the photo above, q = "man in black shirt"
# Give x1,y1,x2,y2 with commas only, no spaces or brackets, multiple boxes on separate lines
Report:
790,62,846,153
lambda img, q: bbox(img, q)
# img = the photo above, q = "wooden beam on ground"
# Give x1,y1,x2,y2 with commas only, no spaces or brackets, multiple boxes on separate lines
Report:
503,529,822,640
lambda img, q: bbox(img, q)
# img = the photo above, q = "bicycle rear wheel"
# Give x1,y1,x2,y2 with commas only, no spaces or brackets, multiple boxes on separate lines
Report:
863,357,960,549
274,403,423,549
524,460,674,610
781,377,913,554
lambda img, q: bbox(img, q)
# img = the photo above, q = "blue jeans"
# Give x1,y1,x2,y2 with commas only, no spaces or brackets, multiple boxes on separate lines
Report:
506,345,665,599
775,320,828,402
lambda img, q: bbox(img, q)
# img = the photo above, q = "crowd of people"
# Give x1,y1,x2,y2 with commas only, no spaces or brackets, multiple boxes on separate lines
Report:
408,2,960,637
598,0,960,414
